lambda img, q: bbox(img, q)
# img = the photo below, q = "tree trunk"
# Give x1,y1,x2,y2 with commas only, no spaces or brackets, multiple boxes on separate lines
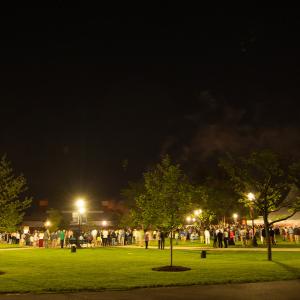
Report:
170,230,173,267
263,212,272,261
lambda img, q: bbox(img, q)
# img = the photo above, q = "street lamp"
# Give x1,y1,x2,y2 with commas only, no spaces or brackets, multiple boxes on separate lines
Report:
75,198,86,234
45,220,51,228
193,209,203,228
247,193,257,247
75,198,85,209
233,213,238,224
186,216,191,223
194,209,202,216
78,207,85,231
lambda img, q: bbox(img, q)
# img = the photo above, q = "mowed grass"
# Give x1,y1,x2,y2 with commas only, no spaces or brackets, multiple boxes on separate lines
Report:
149,238,300,248
0,243,20,249
0,248,300,293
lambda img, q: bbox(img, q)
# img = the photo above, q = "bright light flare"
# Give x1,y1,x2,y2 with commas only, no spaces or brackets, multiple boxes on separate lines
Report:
45,221,51,227
233,213,238,219
75,198,85,208
102,220,107,226
78,207,86,214
186,216,191,222
247,193,255,201
194,209,202,216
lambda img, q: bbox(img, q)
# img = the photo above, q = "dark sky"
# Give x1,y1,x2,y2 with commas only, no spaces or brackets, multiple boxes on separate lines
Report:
0,12,300,208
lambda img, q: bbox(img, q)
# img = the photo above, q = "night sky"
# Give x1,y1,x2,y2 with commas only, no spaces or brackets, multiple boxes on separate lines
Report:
1,12,300,208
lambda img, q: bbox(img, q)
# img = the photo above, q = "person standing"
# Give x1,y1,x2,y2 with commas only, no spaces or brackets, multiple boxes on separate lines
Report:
270,227,276,245
50,231,57,248
282,227,287,241
213,229,218,248
204,228,210,245
229,228,235,245
288,227,294,242
294,227,300,244
153,230,157,240
59,230,65,248
174,231,179,245
217,229,223,248
102,229,108,246
261,227,266,245
44,229,49,248
16,231,20,244
157,230,161,249
223,229,229,248
144,231,149,249
160,230,165,250
200,229,205,244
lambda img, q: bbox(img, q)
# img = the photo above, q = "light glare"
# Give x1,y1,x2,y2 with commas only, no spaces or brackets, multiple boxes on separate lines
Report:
75,198,85,208
247,193,255,201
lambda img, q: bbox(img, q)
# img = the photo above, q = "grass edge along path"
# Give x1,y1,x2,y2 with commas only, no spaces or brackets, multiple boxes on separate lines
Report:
0,248,299,294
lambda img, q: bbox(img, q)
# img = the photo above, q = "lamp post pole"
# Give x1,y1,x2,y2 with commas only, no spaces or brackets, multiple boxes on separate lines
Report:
78,212,81,234
247,193,257,247
75,198,86,248
250,206,255,240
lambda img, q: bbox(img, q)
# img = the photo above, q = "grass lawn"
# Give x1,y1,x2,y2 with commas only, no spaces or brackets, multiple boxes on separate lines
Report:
0,248,300,293
149,238,300,248
0,243,20,249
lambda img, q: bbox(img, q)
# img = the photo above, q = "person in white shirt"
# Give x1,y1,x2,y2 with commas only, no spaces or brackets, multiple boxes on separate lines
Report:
204,229,210,245
102,229,108,246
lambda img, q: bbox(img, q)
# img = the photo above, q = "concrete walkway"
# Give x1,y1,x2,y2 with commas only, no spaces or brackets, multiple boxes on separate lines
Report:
122,245,300,251
1,245,300,252
1,280,300,300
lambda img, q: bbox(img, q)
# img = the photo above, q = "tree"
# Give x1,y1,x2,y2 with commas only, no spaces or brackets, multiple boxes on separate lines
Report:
0,155,32,232
46,209,64,231
120,180,145,228
204,177,247,224
136,155,206,267
220,150,300,261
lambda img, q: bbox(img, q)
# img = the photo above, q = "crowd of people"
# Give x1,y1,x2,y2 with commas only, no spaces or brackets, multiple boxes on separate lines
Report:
0,224,299,249
177,225,300,248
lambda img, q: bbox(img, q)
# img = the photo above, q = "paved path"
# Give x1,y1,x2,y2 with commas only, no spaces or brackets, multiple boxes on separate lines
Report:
122,245,300,251
1,246,300,252
1,280,300,300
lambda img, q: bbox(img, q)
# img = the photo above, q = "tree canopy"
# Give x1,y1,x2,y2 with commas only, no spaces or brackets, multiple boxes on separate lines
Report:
0,155,32,232
135,155,206,267
220,150,300,260
136,155,206,231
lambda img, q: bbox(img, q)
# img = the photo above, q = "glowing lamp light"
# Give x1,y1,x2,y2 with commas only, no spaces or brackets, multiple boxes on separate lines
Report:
186,216,191,222
192,217,196,222
233,213,238,219
78,207,86,214
102,220,107,226
45,221,51,227
199,209,202,214
247,193,255,201
75,198,85,208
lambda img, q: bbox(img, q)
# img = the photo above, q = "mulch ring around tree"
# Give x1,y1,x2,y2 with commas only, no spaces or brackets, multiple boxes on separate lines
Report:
152,266,191,272
0,271,5,275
